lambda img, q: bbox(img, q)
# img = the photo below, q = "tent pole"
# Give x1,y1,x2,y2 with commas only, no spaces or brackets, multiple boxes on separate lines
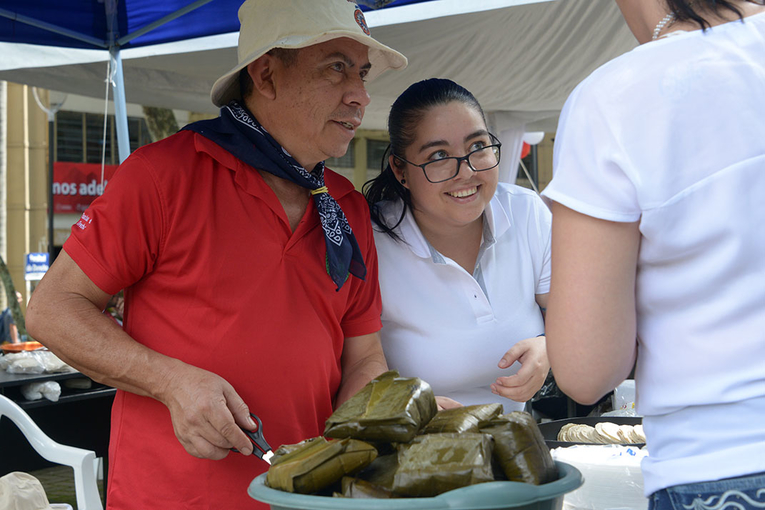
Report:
47,117,54,258
105,0,130,164
31,88,64,260
109,47,131,164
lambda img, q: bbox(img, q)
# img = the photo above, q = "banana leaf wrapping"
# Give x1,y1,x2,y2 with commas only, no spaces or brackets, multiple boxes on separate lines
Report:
392,432,494,497
266,437,378,494
340,476,395,499
270,436,324,467
355,453,399,490
480,411,557,485
324,370,438,443
420,403,504,434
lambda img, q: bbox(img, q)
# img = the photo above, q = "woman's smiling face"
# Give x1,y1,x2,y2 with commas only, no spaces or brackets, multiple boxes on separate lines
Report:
392,101,499,234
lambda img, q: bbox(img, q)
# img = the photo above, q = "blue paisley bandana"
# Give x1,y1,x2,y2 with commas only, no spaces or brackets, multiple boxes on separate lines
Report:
183,100,366,291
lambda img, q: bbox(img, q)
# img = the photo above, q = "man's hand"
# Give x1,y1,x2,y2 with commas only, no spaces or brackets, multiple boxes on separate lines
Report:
435,396,462,410
158,362,257,460
490,336,550,402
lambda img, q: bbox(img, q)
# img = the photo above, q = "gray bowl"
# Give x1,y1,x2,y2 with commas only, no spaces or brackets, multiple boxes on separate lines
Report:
248,461,582,510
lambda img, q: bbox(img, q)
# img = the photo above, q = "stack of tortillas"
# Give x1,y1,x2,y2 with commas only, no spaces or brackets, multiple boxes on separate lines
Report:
557,422,645,444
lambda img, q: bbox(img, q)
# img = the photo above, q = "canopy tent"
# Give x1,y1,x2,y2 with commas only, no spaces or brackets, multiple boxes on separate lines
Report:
0,0,638,260
0,0,637,257
0,0,638,228
0,0,636,135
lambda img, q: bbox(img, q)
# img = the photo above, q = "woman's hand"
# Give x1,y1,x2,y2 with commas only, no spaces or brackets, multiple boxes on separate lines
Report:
436,396,463,411
491,336,550,402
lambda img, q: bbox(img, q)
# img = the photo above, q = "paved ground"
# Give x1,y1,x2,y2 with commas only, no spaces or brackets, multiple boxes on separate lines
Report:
30,465,105,509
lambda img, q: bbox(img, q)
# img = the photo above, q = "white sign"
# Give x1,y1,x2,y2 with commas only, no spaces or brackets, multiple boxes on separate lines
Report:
25,252,50,281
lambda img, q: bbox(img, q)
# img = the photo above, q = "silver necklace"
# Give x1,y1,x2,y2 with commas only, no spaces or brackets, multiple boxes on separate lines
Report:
652,12,676,40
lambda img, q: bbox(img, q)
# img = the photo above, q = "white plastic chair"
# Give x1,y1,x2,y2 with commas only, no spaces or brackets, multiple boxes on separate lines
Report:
0,393,104,510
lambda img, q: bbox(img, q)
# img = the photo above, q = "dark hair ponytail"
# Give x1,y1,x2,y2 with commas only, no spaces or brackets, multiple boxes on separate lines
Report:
362,144,410,241
363,78,486,240
666,0,757,30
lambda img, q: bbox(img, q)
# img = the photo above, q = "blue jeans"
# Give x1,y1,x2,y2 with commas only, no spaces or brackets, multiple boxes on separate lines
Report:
649,472,765,510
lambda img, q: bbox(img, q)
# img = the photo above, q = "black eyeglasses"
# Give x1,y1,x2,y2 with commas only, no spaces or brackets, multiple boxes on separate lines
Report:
392,133,502,183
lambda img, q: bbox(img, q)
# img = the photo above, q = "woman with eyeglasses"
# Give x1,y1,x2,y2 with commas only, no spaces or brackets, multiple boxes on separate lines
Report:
363,78,551,411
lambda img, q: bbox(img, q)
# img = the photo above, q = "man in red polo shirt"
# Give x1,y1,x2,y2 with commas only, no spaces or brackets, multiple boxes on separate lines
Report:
26,0,407,508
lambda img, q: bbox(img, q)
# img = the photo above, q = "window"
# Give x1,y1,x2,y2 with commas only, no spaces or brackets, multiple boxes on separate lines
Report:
85,114,113,164
55,111,85,162
55,111,152,163
366,139,388,172
325,142,355,169
129,117,153,153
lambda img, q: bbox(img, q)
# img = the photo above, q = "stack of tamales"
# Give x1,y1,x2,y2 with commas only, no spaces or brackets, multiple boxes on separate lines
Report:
265,370,558,498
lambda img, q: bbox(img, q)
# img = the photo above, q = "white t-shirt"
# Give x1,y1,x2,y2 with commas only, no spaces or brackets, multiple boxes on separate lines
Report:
543,12,765,495
374,183,551,409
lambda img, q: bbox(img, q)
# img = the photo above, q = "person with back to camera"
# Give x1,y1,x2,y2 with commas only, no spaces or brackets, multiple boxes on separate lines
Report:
364,78,552,411
25,0,407,508
542,1,765,508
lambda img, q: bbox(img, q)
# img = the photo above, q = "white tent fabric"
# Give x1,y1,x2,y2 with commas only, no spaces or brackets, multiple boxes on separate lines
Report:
0,0,635,132
0,0,636,184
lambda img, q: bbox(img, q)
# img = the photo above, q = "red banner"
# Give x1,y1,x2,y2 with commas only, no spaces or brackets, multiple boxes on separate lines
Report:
53,162,118,214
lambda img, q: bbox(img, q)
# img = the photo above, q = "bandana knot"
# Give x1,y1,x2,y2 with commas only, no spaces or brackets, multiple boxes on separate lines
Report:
183,100,366,290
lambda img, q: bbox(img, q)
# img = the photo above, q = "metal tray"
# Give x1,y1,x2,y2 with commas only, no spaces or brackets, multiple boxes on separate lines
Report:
537,416,643,449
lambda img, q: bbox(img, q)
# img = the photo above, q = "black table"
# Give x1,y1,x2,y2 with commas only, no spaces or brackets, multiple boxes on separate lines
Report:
0,369,115,476
0,370,116,409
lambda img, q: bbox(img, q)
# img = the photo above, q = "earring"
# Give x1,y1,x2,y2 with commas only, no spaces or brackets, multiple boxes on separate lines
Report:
400,178,406,184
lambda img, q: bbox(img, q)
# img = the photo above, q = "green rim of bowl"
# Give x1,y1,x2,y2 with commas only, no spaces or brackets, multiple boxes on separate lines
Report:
248,460,583,510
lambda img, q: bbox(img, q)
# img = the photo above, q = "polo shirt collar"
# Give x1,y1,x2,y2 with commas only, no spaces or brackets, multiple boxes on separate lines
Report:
486,191,512,241
384,191,513,261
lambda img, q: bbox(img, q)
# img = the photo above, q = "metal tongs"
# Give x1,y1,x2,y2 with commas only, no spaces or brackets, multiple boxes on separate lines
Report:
236,413,274,464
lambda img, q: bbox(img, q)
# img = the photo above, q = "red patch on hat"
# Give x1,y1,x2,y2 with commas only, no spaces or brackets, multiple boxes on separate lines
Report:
354,9,371,36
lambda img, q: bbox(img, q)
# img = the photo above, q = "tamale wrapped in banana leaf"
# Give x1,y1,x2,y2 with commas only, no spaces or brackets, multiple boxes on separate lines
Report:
324,370,438,443
355,453,399,490
421,403,504,434
266,437,378,494
480,411,557,485
270,436,324,467
392,432,494,497
355,451,398,490
340,476,395,499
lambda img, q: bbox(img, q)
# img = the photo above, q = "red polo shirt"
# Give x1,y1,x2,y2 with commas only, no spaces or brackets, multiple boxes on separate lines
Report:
64,131,382,509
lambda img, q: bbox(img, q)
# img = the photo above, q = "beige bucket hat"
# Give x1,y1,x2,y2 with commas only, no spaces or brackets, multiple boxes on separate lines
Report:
0,472,54,510
211,0,408,107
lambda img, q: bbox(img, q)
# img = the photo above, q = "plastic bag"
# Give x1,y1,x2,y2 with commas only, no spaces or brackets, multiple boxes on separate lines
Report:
1,351,74,374
2,352,45,374
551,445,648,510
20,381,61,402
603,380,638,418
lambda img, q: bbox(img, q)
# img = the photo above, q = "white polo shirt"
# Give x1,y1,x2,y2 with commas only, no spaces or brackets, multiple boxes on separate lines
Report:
374,183,551,409
543,12,765,495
